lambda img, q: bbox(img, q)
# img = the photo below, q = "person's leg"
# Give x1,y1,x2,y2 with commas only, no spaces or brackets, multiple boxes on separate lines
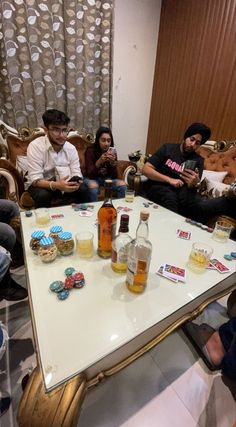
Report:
218,317,236,379
0,323,11,417
112,179,126,198
83,178,99,202
28,186,55,208
0,247,27,301
0,223,16,252
0,199,19,223
65,181,91,204
146,184,179,213
196,197,236,224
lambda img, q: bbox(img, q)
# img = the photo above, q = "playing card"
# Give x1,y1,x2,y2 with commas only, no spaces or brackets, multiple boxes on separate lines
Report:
78,211,94,217
117,206,133,213
50,214,64,219
209,258,230,273
156,264,178,282
176,229,191,240
163,264,186,282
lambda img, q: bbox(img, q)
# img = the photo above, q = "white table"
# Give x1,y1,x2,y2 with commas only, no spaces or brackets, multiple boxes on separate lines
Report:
17,197,236,427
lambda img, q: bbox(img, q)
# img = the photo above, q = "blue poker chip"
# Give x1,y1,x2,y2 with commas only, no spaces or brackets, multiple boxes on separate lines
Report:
64,267,76,276
230,252,236,258
57,290,70,300
224,254,233,261
49,280,64,293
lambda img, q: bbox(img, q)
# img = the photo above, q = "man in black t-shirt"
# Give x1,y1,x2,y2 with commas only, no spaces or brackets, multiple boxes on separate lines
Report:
142,123,236,224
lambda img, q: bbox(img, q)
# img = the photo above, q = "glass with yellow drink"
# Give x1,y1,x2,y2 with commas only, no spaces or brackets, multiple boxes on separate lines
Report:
35,208,50,226
188,242,213,273
76,231,94,258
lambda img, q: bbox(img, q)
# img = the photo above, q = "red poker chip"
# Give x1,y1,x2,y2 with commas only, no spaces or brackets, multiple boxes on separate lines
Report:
64,276,75,290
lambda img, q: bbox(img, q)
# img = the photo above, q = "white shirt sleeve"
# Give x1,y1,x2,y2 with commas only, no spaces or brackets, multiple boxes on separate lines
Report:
27,138,46,184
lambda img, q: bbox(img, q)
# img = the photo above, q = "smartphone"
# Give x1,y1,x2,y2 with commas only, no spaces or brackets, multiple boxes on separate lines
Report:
68,176,83,183
107,147,117,156
184,160,197,171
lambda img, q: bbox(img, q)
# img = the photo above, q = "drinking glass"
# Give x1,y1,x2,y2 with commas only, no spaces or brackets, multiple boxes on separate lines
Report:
35,208,50,226
76,231,94,258
125,189,135,202
212,221,233,243
188,242,213,273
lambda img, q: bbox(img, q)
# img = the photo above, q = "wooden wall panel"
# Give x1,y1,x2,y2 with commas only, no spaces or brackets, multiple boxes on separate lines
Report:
147,0,236,154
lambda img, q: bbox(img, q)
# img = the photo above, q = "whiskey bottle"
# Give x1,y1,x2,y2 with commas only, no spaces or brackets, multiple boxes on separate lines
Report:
111,214,132,273
97,179,117,258
126,210,152,293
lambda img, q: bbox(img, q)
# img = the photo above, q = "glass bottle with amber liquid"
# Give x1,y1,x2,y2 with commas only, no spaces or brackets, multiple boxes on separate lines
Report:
126,210,152,293
111,214,132,273
97,179,117,258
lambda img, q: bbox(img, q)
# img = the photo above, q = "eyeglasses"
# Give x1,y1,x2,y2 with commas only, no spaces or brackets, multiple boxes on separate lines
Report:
47,127,69,136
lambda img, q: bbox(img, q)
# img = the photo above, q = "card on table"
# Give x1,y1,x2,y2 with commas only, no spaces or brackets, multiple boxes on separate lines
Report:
50,214,64,219
78,210,94,217
156,264,178,282
209,258,231,273
116,206,133,213
176,229,191,240
163,264,186,282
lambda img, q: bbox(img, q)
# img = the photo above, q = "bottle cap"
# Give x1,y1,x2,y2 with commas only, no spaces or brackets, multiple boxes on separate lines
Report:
31,230,45,239
39,236,54,246
58,231,72,240
104,179,112,187
140,209,149,221
120,214,129,223
50,225,63,234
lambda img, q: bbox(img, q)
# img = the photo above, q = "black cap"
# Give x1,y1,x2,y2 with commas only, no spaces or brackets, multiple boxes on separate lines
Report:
183,122,211,145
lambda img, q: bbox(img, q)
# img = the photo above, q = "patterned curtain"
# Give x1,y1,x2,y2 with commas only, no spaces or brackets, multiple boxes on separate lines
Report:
0,0,113,132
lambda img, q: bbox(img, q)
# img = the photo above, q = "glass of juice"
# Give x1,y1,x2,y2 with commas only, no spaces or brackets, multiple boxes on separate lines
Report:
125,188,135,202
35,208,50,226
188,242,213,273
76,231,94,258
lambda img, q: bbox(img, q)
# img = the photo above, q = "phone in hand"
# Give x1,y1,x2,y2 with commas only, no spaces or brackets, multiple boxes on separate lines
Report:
68,176,83,183
107,147,117,156
183,160,197,171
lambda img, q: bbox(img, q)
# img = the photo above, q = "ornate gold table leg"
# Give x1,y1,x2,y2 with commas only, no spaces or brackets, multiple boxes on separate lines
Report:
17,366,87,427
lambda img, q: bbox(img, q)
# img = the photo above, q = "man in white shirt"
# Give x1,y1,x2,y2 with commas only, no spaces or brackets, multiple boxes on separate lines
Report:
27,109,90,207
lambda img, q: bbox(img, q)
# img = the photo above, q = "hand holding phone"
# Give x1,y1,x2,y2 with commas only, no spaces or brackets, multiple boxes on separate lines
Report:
183,160,197,171
107,147,117,156
68,176,83,183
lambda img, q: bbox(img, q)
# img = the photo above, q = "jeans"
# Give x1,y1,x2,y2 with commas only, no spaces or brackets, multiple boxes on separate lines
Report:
219,317,236,379
84,178,126,202
0,247,11,282
28,182,91,208
0,200,19,252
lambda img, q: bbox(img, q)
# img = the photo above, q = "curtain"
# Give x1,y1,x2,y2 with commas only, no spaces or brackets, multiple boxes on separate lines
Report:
0,0,113,132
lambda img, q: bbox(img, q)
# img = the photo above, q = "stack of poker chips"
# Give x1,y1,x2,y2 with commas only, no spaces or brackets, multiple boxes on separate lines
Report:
185,218,213,233
49,267,85,300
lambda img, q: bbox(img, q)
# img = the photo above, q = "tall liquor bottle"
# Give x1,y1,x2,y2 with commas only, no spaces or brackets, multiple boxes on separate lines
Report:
111,214,132,273
97,179,117,258
126,210,152,293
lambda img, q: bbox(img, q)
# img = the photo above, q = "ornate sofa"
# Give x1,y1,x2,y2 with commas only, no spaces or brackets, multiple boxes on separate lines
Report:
0,124,136,208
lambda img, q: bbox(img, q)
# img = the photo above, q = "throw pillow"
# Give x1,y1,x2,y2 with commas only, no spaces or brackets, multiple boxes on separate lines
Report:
206,179,230,198
201,170,228,183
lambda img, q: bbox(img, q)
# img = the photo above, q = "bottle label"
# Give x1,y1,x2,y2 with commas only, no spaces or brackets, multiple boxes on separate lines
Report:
117,247,128,264
112,249,117,263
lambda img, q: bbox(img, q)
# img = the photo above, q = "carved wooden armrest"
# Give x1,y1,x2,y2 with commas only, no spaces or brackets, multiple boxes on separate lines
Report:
0,158,25,202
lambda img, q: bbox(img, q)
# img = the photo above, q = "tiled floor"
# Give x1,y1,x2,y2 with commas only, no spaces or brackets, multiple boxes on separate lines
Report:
0,270,235,427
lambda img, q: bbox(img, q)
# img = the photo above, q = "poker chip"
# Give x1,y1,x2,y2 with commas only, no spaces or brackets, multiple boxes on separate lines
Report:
50,280,64,293
64,267,76,276
201,225,208,230
230,252,236,258
73,272,85,288
207,227,213,233
64,276,75,290
224,254,233,261
57,290,70,300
